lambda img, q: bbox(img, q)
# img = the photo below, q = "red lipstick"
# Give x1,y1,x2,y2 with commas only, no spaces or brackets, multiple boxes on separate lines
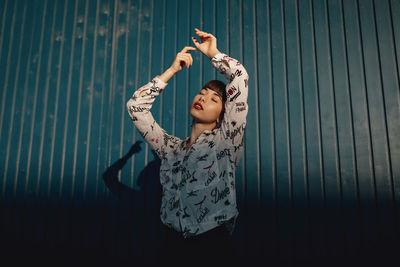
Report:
193,102,203,110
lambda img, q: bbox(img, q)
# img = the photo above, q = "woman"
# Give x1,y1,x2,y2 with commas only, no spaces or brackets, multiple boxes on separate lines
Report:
127,28,248,265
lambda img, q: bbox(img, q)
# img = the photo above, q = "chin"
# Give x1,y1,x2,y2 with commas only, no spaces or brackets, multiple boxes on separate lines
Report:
190,109,217,125
190,109,201,119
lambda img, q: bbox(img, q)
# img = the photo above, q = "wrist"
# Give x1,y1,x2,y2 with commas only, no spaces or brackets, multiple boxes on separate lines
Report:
167,67,178,75
207,49,220,59
159,67,177,83
170,66,183,76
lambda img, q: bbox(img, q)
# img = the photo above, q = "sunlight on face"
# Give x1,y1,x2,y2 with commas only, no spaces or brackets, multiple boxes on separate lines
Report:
189,88,223,125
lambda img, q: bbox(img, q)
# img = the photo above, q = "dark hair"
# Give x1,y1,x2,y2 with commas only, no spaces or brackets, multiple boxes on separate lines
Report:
202,80,227,128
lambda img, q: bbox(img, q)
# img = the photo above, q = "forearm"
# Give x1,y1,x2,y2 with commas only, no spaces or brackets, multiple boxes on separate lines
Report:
211,53,248,81
211,52,248,112
136,68,175,97
207,48,221,60
158,67,177,83
126,77,169,159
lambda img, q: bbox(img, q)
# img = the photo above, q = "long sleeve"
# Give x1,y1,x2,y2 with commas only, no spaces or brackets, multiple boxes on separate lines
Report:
126,77,180,159
211,53,249,148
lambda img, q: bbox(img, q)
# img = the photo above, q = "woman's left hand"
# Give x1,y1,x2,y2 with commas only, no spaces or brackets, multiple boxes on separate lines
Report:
192,28,220,59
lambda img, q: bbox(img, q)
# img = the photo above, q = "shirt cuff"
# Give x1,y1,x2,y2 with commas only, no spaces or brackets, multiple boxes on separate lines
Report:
153,76,168,88
211,52,227,62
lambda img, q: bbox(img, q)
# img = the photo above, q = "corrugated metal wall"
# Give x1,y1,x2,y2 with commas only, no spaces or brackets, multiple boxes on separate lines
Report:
1,0,399,265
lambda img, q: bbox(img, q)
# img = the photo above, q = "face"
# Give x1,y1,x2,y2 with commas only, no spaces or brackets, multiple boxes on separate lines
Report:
190,88,223,125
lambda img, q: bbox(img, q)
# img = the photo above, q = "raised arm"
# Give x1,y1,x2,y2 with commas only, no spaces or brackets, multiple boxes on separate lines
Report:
126,47,196,158
192,29,249,148
212,53,249,148
158,46,196,83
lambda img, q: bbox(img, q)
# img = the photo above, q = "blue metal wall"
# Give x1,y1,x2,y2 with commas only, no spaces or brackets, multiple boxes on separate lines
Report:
1,0,399,265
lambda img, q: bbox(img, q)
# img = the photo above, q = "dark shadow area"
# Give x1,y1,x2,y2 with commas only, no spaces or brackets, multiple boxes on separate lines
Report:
100,141,163,266
0,141,399,267
0,141,163,267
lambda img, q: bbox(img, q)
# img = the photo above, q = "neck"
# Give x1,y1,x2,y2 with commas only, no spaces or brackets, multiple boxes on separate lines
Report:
186,120,216,150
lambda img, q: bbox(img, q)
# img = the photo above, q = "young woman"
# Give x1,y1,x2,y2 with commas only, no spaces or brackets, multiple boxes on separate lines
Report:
127,28,248,265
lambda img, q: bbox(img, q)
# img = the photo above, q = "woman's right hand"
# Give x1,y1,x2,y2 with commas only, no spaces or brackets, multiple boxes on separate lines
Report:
170,46,196,73
158,46,196,83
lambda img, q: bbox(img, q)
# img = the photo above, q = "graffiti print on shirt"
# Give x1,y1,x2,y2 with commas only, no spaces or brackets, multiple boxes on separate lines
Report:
221,122,246,145
143,79,163,95
168,197,179,211
182,168,196,184
216,148,231,160
128,106,149,113
195,195,209,223
127,53,248,237
196,154,208,161
227,84,241,103
163,132,180,147
211,186,230,204
205,171,217,186
187,189,198,197
183,226,199,238
214,214,227,225
208,140,215,148
235,101,246,113
233,138,244,153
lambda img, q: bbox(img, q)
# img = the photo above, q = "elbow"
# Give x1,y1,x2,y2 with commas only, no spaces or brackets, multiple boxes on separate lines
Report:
126,98,137,119
126,97,137,114
126,98,134,110
243,68,249,79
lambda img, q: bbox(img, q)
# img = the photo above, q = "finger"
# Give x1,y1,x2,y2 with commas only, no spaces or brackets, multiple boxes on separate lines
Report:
186,58,191,68
177,54,186,66
191,37,200,48
181,46,196,53
197,30,210,38
196,30,206,37
194,28,206,35
180,54,192,67
185,53,193,66
192,36,199,44
178,54,190,68
195,29,205,37
183,55,192,68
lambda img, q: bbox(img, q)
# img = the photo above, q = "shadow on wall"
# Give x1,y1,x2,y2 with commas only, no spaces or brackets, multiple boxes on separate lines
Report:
0,141,164,267
102,141,163,266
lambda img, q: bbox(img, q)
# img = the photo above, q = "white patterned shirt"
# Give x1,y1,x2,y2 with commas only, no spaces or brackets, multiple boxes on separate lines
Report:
126,53,248,238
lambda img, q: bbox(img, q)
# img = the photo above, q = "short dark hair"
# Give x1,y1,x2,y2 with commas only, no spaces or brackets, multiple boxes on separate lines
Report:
202,80,227,103
202,80,227,128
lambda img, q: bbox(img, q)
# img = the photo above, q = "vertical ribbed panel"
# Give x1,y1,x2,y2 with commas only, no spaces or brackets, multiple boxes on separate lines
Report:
0,0,399,265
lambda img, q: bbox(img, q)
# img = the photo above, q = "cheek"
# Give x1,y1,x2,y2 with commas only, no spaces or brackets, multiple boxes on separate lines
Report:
209,103,223,120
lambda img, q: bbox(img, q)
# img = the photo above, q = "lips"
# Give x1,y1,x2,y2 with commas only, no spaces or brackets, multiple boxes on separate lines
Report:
193,102,203,110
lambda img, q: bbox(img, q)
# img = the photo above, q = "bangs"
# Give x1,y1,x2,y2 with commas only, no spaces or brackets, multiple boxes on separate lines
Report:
202,80,227,104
